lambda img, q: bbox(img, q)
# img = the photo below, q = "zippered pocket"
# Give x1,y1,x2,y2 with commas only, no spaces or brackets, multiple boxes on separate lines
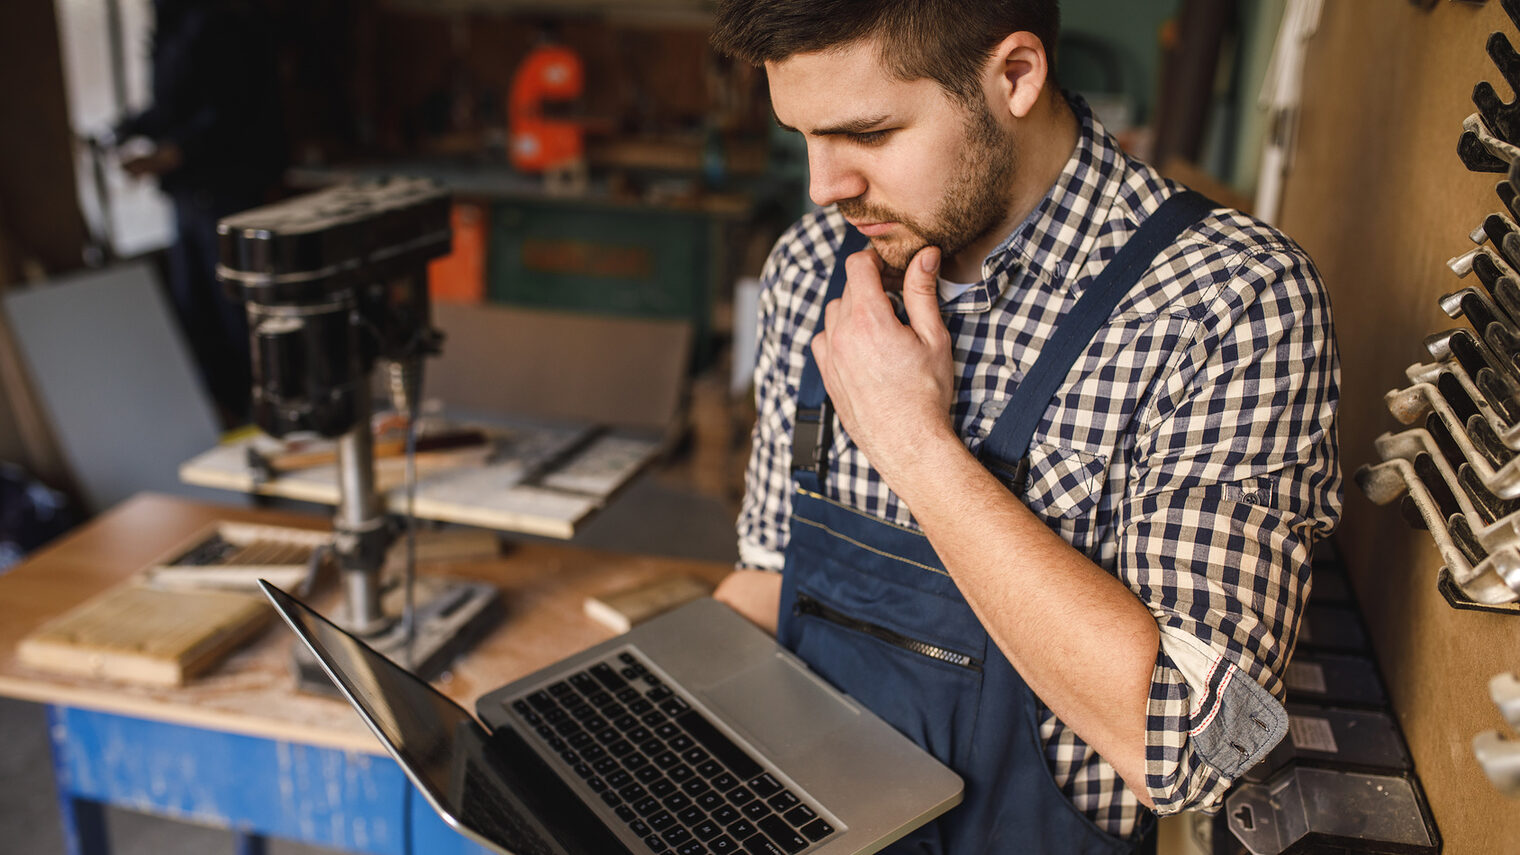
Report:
794,594,982,672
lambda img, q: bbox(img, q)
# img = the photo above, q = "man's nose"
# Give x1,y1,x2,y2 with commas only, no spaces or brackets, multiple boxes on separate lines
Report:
807,144,868,208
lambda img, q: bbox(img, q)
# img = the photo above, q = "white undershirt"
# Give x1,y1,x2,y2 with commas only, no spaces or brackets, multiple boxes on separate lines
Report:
938,276,978,303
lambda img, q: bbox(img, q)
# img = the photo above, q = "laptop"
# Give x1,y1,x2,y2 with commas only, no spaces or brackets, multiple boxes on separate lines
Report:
260,581,962,855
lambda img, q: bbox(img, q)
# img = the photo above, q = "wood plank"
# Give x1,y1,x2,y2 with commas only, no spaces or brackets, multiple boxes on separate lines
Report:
18,584,270,686
179,423,661,538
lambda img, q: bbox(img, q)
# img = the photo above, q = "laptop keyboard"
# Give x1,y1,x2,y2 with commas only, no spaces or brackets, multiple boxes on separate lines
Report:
509,649,838,854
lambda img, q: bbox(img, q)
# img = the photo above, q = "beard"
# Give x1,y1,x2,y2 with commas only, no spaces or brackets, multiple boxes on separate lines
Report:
838,101,1019,276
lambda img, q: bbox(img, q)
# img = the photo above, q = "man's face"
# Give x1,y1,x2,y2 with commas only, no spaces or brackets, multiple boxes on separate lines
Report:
767,39,1019,276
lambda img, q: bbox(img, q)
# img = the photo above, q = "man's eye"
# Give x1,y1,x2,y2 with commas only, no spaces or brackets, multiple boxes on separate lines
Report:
852,130,891,146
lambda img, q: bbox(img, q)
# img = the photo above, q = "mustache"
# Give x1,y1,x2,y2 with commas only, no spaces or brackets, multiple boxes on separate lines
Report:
838,199,905,224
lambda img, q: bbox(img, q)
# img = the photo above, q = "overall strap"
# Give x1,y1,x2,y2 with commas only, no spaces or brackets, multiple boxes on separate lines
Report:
980,190,1216,491
791,226,869,493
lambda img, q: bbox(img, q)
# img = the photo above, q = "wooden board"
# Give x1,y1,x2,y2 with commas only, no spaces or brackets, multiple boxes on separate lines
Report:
1275,2,1520,851
179,421,660,539
18,583,270,686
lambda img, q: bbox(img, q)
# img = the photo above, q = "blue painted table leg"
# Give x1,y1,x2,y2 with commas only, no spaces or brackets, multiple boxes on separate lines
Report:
47,705,111,855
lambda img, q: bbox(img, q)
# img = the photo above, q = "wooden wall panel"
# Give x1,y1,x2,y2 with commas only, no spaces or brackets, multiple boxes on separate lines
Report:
1278,2,1519,851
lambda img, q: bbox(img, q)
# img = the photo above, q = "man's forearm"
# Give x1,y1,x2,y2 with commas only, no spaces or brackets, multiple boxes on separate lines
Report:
883,428,1160,807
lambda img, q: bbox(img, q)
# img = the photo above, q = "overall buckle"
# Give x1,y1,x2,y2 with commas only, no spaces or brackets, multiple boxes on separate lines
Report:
791,400,834,485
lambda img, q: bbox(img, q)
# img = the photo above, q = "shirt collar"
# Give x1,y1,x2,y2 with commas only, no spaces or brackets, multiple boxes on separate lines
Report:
942,95,1129,313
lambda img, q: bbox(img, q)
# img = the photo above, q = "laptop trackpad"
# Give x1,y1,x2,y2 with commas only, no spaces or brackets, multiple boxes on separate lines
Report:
703,653,859,758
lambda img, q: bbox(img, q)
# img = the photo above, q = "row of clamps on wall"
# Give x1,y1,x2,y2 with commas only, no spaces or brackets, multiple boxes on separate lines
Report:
1357,0,1520,616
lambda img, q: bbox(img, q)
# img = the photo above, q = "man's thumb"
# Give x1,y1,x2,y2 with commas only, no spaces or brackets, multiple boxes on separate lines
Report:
903,245,943,336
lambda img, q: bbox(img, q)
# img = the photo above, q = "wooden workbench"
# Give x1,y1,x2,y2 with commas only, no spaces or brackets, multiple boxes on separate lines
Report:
0,492,734,853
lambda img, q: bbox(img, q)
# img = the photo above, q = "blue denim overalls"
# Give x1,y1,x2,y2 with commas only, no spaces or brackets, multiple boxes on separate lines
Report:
776,192,1213,854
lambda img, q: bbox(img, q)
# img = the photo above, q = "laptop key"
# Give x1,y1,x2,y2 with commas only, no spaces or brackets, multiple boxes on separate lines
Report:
800,818,833,842
711,805,740,826
668,764,696,783
650,778,677,798
586,776,608,793
694,820,723,842
748,774,782,798
631,819,651,836
594,757,620,775
663,826,693,846
676,843,707,855
668,735,696,753
782,804,816,827
616,805,637,823
727,820,756,840
654,750,681,769
600,790,622,807
549,679,576,697
608,739,636,757
727,787,755,806
767,791,799,812
636,765,665,784
634,797,661,816
757,816,808,854
740,833,785,855
592,662,627,689
618,687,642,703
644,834,669,852
649,810,677,831
527,690,556,711
710,773,739,792
663,792,693,812
573,763,594,779
660,698,691,717
624,752,651,770
710,836,739,854
696,760,724,778
742,801,770,821
695,790,724,811
618,783,648,802
678,805,706,825
683,778,711,797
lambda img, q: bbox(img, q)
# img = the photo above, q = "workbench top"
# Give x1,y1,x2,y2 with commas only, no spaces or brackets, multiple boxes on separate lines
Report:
0,493,733,754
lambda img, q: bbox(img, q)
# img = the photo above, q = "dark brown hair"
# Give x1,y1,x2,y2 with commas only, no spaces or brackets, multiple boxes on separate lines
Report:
711,0,1060,106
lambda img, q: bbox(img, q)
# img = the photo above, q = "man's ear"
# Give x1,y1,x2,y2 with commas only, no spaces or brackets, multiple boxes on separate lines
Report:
987,31,1050,120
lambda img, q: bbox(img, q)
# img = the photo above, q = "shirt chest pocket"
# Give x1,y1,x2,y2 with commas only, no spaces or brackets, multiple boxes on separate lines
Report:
1017,442,1108,521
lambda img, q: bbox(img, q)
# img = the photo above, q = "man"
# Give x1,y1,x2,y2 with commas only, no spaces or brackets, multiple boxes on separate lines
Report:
114,0,284,426
710,2,1341,852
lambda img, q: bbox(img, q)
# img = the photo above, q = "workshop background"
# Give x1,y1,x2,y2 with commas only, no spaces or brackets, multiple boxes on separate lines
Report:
0,1,1515,854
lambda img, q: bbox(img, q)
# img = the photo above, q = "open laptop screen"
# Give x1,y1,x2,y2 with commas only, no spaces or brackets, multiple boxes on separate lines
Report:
261,582,579,855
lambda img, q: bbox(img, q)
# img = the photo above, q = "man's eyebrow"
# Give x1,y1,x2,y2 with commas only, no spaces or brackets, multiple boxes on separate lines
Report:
772,111,893,136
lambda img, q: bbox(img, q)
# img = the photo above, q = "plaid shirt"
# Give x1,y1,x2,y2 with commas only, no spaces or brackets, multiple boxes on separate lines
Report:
737,102,1342,836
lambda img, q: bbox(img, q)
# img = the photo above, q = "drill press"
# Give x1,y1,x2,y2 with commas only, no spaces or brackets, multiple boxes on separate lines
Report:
217,177,500,689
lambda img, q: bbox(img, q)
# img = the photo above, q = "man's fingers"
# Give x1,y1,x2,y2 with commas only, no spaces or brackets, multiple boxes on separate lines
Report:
902,245,948,346
842,249,890,314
